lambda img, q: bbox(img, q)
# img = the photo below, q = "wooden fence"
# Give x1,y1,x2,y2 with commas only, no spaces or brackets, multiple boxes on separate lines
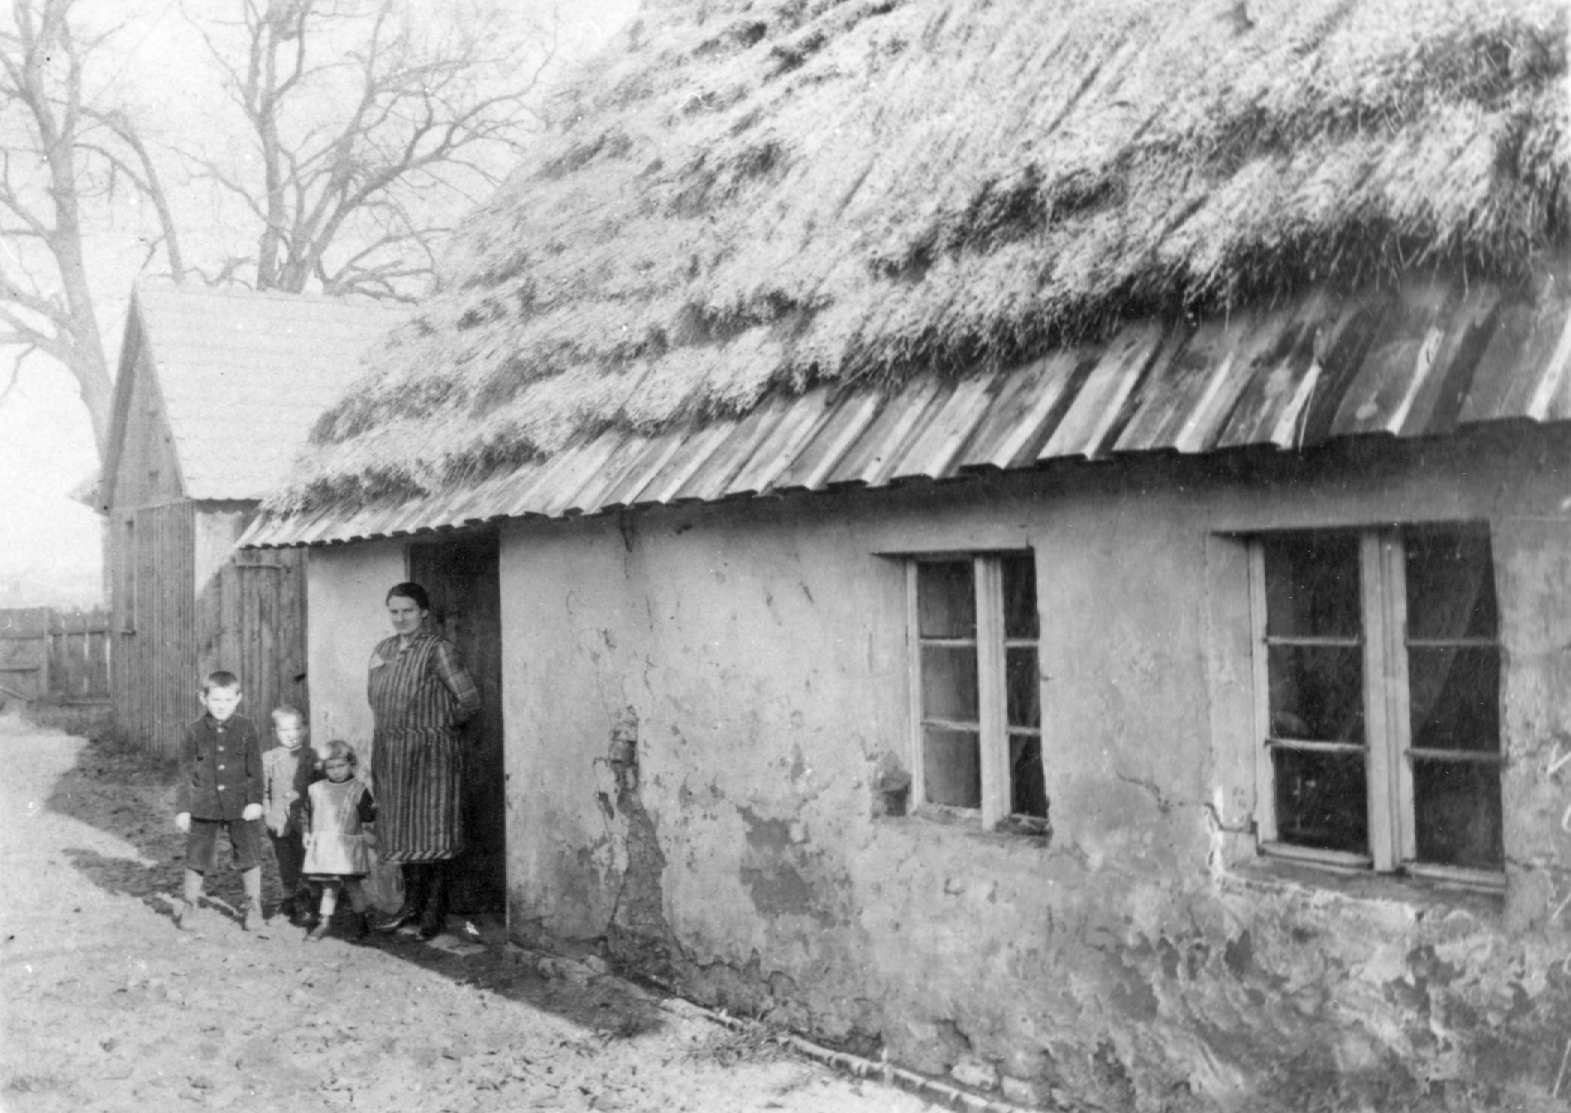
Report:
0,607,112,705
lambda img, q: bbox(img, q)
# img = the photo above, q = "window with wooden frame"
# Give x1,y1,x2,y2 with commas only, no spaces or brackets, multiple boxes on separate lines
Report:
907,553,1047,833
1249,524,1502,886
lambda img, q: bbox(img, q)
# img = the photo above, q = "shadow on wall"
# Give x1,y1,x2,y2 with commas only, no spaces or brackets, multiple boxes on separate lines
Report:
40,727,670,1041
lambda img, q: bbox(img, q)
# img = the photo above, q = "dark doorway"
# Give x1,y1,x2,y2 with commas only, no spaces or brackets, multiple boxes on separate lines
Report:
409,532,506,914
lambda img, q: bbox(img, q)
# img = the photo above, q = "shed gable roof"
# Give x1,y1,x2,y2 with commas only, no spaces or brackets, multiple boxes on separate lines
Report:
119,285,407,503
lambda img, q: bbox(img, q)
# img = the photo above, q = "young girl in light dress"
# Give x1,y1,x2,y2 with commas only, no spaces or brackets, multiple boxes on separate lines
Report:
301,740,377,942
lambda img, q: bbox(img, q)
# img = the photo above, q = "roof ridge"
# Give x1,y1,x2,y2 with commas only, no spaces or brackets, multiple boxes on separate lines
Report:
133,279,409,311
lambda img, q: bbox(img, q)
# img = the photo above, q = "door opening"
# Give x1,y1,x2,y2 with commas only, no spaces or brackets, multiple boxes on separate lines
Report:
409,532,505,914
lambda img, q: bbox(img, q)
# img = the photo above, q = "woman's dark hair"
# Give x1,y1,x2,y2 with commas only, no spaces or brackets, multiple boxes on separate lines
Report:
386,582,431,611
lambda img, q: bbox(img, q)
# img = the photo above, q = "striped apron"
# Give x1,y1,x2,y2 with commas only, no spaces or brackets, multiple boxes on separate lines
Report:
367,632,467,863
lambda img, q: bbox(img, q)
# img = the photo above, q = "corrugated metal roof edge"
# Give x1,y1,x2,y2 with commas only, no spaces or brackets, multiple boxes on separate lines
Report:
240,417,1568,550
240,266,1571,549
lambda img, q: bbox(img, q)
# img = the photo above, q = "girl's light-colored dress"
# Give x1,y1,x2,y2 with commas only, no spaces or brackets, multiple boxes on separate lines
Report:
302,778,376,879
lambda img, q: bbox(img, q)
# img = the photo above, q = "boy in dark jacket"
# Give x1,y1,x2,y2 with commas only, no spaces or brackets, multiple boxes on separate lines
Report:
173,671,265,930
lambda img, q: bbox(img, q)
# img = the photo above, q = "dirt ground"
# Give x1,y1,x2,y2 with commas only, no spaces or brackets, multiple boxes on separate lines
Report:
0,711,938,1113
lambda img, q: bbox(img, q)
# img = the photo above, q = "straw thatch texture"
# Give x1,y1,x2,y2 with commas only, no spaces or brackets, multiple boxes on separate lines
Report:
271,0,1569,514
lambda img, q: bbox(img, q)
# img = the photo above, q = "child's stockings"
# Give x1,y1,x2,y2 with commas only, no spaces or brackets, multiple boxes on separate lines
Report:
316,880,340,923
240,866,262,930
343,880,370,940
307,881,353,942
174,868,203,929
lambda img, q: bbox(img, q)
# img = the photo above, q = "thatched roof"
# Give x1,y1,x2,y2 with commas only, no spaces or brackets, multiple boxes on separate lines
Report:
259,0,1569,522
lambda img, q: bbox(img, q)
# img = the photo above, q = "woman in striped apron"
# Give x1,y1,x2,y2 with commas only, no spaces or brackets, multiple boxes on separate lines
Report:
369,582,482,938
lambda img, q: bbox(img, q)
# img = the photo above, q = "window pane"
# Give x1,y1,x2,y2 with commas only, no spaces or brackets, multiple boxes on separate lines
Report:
1009,733,1047,818
918,561,975,638
1267,645,1364,742
1412,758,1503,870
1006,647,1040,728
1263,533,1361,639
921,645,978,723
1002,554,1038,639
924,726,981,807
1271,747,1368,855
1405,526,1497,640
1408,646,1499,752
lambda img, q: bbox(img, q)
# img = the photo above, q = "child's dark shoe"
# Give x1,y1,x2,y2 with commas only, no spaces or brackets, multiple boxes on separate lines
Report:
345,913,370,943
274,897,297,922
417,907,445,940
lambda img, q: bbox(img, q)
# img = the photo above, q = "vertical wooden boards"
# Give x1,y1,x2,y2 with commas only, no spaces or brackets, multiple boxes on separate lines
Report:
0,609,49,703
120,502,198,758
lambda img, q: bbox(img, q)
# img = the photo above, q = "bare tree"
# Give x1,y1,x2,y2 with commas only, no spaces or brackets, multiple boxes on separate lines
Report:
0,0,183,455
0,0,556,459
194,0,554,297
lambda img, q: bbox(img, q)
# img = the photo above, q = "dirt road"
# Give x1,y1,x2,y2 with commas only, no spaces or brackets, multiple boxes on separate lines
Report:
0,712,935,1113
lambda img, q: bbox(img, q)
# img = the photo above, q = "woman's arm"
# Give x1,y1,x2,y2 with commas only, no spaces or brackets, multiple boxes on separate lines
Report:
367,639,388,709
431,640,482,725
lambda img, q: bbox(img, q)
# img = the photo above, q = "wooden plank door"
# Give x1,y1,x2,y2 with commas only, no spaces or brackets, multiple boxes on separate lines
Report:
234,550,309,726
409,533,505,914
198,549,309,734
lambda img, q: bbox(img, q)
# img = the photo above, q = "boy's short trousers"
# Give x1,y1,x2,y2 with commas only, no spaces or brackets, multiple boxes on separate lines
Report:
186,817,262,872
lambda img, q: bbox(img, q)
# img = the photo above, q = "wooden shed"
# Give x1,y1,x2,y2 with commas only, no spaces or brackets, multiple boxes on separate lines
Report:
101,284,403,756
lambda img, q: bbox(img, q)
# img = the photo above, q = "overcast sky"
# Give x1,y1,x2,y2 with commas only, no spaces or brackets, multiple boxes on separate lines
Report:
0,0,639,607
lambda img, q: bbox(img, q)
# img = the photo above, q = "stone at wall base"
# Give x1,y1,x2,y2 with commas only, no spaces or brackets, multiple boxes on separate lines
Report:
950,1057,999,1091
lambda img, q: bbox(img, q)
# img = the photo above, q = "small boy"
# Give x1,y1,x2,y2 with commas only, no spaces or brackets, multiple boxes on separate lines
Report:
261,705,317,922
173,671,265,930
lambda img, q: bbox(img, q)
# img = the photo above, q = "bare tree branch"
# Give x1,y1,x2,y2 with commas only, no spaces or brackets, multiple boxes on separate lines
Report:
84,109,187,282
0,351,26,406
0,264,64,322
0,297,73,365
187,255,253,287
0,0,117,454
1,0,563,461
192,0,551,295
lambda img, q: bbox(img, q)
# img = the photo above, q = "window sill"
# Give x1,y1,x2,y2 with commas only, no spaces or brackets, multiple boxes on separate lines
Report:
1223,852,1505,914
886,805,1052,845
